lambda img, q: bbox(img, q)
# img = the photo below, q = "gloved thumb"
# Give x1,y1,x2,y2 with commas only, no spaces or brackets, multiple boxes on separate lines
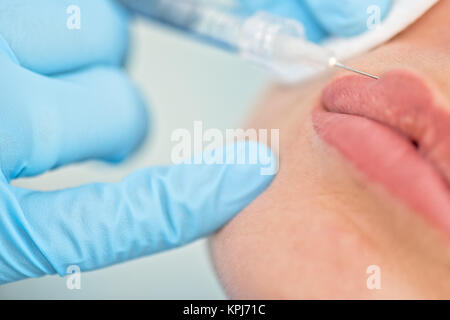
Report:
0,141,277,284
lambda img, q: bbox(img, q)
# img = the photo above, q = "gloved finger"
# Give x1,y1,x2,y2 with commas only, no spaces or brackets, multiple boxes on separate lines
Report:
0,0,130,75
304,0,393,37
238,0,328,42
0,51,148,180
2,142,277,283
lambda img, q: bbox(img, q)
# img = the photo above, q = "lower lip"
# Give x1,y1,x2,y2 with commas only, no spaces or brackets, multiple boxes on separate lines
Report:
313,106,450,235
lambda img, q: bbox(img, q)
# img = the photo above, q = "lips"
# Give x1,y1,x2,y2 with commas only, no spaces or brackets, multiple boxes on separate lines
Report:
313,69,450,235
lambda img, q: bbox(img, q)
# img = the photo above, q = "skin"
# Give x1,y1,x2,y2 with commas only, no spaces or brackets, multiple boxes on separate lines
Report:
210,0,450,299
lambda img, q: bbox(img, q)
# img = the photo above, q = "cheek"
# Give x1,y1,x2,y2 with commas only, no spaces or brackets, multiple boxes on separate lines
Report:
210,104,450,299
210,175,380,299
210,164,449,299
210,113,376,298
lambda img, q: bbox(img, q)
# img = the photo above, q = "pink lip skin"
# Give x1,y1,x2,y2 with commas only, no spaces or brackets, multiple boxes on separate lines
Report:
313,69,450,235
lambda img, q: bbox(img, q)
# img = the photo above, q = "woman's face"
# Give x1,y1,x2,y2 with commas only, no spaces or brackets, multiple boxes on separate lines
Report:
210,1,450,299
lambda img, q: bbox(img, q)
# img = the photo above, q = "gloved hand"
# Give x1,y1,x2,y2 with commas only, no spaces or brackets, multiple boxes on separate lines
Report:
0,0,276,284
239,0,393,42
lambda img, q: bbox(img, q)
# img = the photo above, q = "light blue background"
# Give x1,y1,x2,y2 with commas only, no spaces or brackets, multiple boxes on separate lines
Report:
0,18,269,299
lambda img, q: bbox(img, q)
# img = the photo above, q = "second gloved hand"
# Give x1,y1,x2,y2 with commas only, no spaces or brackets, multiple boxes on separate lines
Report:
239,0,393,43
0,0,276,284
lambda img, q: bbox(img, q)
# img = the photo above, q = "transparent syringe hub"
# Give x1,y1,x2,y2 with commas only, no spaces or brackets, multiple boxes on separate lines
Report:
238,12,336,82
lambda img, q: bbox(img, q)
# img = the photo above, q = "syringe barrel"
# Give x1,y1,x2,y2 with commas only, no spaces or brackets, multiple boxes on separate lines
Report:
121,0,334,82
121,0,244,48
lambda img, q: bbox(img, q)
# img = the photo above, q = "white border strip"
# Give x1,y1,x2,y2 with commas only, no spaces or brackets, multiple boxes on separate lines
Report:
325,0,440,61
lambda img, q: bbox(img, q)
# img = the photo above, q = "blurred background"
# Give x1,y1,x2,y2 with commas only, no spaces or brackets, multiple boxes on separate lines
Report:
0,17,269,299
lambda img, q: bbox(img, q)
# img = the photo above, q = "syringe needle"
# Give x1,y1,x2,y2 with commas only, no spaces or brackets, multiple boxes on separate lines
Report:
334,62,379,80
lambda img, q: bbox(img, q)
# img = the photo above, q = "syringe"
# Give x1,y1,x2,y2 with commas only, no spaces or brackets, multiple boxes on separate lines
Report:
121,0,379,82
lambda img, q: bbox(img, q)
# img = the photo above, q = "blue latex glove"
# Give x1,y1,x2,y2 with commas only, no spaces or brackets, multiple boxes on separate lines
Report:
0,0,276,284
239,0,393,43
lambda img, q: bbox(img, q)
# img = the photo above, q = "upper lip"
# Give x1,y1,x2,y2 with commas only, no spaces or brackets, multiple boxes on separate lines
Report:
321,69,450,185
